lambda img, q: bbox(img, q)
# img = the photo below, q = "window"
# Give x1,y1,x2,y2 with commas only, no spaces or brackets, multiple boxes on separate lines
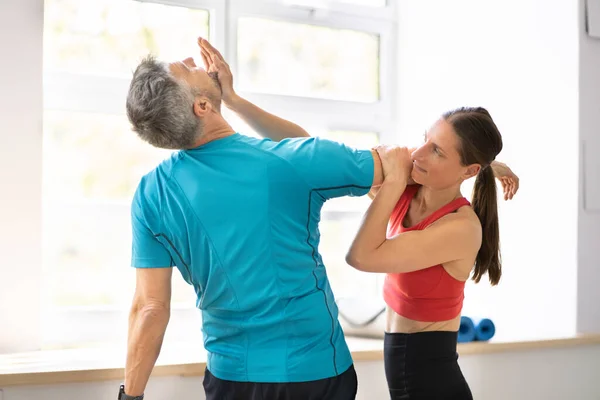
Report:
42,110,195,308
41,0,222,347
44,0,211,77
236,17,380,101
341,0,387,6
41,0,396,348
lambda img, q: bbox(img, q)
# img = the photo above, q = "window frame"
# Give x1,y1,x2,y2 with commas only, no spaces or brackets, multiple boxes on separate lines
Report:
39,0,398,350
227,0,397,142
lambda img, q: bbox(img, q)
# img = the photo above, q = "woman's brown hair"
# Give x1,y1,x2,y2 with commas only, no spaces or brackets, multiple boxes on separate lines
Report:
443,107,503,285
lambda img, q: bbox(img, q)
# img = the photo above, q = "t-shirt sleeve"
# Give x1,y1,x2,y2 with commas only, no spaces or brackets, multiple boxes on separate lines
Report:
283,137,374,200
130,186,173,268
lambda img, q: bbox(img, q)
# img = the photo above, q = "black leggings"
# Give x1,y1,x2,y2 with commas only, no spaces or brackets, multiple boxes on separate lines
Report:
384,331,473,400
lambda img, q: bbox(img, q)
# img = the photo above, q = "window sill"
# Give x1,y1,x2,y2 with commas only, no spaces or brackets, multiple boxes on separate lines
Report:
1,335,600,387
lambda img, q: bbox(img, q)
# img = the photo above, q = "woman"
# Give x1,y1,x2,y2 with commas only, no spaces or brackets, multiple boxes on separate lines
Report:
346,107,509,399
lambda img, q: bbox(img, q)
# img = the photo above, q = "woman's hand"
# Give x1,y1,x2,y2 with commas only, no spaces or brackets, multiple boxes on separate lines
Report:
198,37,237,107
491,161,519,200
375,145,413,185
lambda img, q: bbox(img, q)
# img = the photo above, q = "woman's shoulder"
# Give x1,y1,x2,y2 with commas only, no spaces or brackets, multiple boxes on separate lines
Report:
456,202,478,220
432,205,481,242
449,204,480,227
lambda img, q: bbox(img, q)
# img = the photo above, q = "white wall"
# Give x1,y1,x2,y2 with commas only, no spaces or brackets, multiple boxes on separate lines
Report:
3,345,600,400
395,0,580,340
0,0,43,352
578,0,600,333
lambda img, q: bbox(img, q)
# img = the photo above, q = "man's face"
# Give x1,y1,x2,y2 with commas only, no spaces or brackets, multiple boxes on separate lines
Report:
169,57,222,108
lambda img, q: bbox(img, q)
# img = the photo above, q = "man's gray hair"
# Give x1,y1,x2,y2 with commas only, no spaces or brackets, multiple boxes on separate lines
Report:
126,55,200,149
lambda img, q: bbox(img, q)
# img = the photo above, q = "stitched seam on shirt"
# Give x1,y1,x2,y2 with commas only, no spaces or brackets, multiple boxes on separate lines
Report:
308,184,370,376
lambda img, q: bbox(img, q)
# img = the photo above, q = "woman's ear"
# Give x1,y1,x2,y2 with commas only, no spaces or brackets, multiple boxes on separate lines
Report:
462,164,481,180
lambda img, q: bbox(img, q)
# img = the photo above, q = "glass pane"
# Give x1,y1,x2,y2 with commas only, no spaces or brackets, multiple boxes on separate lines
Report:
237,18,380,102
43,0,210,77
43,111,171,201
315,129,379,296
43,110,196,307
319,216,378,297
319,129,379,149
338,0,387,6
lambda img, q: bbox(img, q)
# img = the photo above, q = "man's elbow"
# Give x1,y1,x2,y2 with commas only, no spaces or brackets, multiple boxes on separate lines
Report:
131,299,170,324
140,304,170,321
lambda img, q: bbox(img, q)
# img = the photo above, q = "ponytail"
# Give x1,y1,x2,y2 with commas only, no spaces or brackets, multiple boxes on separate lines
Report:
471,165,502,285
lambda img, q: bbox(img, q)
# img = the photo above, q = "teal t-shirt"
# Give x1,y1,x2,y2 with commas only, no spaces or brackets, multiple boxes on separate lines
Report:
131,133,374,383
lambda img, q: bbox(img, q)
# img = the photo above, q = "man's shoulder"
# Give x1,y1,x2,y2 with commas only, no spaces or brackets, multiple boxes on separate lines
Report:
134,152,183,201
236,133,315,148
232,134,317,163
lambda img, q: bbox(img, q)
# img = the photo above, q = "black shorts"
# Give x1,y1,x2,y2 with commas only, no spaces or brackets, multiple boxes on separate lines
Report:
203,364,358,400
384,331,473,400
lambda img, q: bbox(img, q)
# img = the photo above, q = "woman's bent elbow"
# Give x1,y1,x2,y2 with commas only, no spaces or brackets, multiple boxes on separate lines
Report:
346,250,366,271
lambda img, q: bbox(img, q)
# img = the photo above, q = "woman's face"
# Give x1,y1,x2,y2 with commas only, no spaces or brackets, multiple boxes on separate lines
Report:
410,119,480,189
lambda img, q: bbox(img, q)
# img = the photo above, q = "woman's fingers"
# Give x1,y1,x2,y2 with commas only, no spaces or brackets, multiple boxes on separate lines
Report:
199,37,225,63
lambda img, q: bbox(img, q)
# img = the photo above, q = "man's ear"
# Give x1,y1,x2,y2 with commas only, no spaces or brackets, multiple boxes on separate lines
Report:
193,96,212,118
462,164,481,180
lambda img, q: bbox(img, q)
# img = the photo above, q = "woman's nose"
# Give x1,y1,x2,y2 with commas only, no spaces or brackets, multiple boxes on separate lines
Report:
411,145,424,160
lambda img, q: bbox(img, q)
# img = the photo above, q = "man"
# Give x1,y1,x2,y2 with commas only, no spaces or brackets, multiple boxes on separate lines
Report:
120,38,519,400
121,38,383,400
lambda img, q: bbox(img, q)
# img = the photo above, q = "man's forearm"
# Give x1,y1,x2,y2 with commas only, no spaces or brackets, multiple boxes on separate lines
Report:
225,94,310,141
124,305,170,396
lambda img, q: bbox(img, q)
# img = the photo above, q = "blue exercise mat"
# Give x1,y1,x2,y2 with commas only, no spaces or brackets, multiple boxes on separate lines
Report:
458,316,476,343
473,318,495,341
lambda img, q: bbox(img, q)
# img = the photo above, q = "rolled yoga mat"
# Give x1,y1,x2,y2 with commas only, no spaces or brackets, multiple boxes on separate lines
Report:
472,318,496,341
458,316,476,343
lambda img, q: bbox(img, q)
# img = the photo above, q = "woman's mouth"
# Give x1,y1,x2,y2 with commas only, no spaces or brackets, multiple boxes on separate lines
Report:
413,162,427,173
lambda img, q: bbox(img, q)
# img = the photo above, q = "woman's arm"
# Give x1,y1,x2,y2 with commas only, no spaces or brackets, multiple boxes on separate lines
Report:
369,160,518,200
199,38,309,141
347,206,481,274
347,179,408,267
368,146,418,199
491,161,519,200
346,146,480,273
347,146,412,267
225,94,310,140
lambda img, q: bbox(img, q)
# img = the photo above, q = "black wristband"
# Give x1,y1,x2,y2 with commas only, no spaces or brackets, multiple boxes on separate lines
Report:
119,384,144,400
